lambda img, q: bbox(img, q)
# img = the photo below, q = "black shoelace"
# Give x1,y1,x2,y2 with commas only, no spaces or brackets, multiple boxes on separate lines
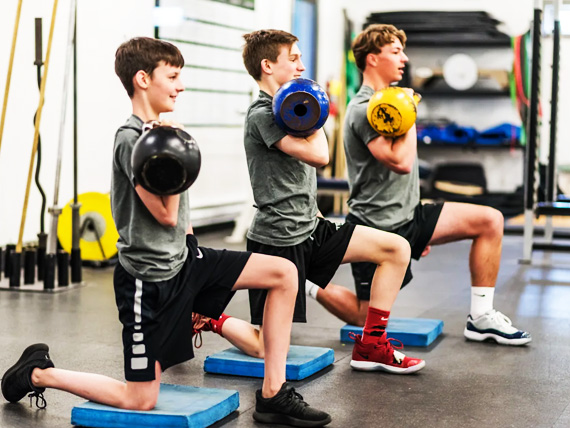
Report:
28,391,47,409
282,387,309,414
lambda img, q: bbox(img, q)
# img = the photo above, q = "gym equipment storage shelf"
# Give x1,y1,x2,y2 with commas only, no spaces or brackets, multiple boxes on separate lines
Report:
414,89,511,97
418,141,523,150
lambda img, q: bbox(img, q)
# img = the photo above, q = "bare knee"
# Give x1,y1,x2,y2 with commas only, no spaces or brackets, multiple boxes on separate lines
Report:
250,347,265,359
122,395,158,411
135,398,157,412
480,207,504,237
385,234,411,265
270,258,298,294
367,233,410,267
121,381,159,411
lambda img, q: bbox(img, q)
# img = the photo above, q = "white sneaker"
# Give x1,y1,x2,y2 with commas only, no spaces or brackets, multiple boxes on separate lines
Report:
464,309,531,346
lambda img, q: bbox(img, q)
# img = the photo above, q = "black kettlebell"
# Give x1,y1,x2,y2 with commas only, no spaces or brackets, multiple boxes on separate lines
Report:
131,126,201,195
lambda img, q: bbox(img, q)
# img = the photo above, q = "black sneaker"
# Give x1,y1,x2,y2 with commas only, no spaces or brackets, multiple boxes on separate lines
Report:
1,343,55,408
253,382,331,427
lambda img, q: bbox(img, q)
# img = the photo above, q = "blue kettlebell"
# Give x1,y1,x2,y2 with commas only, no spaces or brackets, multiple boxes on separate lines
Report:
272,78,330,138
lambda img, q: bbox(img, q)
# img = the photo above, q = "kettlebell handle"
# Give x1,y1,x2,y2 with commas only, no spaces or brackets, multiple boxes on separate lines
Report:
413,92,422,105
142,120,162,133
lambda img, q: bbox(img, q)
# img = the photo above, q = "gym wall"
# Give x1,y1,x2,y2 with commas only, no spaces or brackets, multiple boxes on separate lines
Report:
0,0,568,244
317,0,570,193
0,0,293,244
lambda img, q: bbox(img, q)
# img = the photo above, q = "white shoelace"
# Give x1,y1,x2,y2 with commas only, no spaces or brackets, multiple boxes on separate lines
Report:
486,310,513,327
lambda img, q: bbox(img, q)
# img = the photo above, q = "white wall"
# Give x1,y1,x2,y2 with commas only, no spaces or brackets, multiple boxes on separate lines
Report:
0,0,153,246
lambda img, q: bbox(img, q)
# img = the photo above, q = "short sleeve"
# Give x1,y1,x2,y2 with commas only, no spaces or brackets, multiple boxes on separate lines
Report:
114,128,140,187
249,106,288,148
350,103,380,146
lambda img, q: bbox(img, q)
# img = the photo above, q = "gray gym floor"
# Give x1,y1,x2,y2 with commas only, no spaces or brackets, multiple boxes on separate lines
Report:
1,228,570,428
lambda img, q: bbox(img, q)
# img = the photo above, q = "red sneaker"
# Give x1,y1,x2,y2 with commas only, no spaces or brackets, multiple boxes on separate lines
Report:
349,332,425,374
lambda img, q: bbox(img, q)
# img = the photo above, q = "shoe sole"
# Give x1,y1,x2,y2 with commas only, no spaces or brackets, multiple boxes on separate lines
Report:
350,359,426,374
463,328,532,346
1,343,49,402
253,411,332,427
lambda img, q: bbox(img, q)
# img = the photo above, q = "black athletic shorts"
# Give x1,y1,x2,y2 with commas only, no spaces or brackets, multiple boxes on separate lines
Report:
247,218,356,324
347,202,443,300
114,234,251,382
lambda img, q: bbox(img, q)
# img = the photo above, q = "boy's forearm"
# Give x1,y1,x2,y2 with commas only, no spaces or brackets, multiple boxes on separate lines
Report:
304,129,330,162
135,186,180,227
390,126,417,169
162,194,180,213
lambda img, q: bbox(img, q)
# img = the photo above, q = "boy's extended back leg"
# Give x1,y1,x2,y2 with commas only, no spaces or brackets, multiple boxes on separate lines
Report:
3,344,162,411
309,281,369,326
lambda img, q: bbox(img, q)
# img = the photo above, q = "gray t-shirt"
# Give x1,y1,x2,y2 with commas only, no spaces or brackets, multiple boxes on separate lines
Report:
344,85,419,229
244,91,318,246
111,115,189,281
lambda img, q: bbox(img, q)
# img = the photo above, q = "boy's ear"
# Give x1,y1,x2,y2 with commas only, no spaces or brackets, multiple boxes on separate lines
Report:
260,59,273,75
133,70,150,90
366,53,378,69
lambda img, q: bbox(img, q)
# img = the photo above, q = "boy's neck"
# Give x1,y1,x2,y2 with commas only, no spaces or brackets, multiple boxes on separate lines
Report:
131,95,160,123
362,71,390,92
258,78,280,97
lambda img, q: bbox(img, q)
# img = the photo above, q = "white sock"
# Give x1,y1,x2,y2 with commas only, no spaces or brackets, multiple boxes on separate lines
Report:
305,281,319,300
470,287,495,319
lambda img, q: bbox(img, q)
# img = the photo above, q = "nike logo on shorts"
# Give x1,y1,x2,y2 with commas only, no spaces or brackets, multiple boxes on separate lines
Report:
197,249,203,259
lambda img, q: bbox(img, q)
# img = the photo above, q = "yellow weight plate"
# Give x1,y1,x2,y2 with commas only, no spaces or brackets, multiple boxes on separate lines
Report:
58,192,119,262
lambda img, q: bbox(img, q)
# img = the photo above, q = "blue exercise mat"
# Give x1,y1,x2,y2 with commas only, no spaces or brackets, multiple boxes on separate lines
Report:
71,383,239,428
204,345,334,380
341,318,443,347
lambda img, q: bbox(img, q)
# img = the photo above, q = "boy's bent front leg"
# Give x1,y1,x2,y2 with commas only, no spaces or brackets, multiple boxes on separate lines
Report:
342,225,410,310
233,254,297,398
341,226,424,373
429,202,503,286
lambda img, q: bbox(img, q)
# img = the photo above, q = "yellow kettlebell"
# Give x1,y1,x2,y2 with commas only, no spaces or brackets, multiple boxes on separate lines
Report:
366,87,421,137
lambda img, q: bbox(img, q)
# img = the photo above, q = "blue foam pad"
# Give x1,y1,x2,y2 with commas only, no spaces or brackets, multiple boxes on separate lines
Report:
204,345,334,380
71,383,239,428
341,318,444,347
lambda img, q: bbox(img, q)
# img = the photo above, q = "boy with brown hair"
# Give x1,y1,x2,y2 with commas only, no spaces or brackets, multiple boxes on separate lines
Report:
220,28,426,377
1,36,331,428
309,24,531,346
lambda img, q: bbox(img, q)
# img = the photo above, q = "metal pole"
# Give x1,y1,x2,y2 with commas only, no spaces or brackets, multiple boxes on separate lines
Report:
71,0,82,283
34,17,48,281
12,0,59,288
49,0,76,225
45,0,76,288
0,0,23,155
544,0,561,244
522,0,543,263
547,0,561,203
